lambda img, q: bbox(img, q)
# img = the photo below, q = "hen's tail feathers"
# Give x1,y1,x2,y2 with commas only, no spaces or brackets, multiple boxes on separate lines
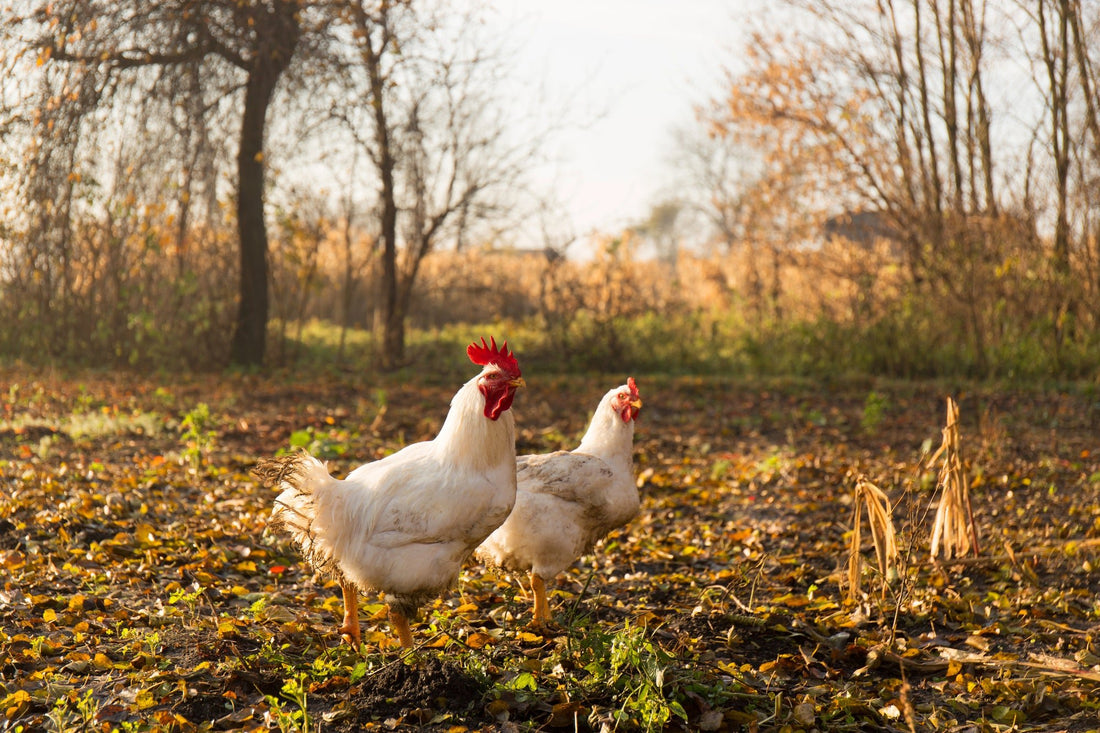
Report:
254,452,339,577
253,452,311,491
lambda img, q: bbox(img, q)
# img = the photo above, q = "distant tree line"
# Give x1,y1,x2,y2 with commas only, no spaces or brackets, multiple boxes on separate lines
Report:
5,0,1100,378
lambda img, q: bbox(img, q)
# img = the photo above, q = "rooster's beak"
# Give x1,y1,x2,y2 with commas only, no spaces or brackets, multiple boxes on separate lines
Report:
510,377,527,388
631,398,643,409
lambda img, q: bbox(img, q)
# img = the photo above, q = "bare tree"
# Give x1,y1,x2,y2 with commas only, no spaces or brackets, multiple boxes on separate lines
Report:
635,200,684,278
10,0,304,366
340,0,543,369
1066,0,1100,317
1020,0,1079,353
694,0,1041,370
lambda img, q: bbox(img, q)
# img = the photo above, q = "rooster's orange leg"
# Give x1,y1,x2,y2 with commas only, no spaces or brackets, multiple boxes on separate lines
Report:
338,581,361,646
530,571,550,626
389,607,414,648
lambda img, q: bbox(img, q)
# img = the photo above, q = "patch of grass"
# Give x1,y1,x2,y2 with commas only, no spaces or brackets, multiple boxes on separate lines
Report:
0,409,162,441
285,426,355,460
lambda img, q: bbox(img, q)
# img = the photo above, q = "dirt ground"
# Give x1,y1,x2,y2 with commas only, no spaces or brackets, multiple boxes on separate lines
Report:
1,369,1099,731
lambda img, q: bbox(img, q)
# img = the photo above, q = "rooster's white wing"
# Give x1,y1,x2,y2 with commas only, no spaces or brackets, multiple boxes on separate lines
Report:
338,443,509,550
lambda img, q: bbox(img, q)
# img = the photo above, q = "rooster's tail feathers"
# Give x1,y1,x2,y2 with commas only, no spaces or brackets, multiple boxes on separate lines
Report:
256,452,338,575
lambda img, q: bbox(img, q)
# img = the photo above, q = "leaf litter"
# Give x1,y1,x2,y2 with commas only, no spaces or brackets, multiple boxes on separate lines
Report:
1,369,1098,731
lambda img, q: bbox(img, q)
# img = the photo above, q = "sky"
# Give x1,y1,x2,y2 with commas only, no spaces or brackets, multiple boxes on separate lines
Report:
488,1,747,248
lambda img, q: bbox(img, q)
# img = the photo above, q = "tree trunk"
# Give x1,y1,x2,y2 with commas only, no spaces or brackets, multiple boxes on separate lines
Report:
378,179,400,368
361,17,402,370
1037,0,1073,352
382,301,405,366
229,70,275,366
229,1,300,368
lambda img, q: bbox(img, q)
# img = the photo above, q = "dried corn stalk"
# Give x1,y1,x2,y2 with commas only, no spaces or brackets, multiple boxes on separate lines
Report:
929,397,981,560
847,476,899,601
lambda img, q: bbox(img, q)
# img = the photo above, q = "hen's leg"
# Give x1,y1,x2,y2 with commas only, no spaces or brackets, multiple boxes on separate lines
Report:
389,608,414,648
338,581,361,646
530,571,550,626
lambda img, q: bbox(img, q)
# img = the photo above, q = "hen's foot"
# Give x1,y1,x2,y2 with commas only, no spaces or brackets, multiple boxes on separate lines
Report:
525,619,566,637
340,582,362,647
339,623,361,647
389,609,414,648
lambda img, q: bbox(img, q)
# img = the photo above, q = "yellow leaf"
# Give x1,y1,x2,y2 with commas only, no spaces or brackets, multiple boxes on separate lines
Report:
135,523,157,545
134,689,156,710
465,632,495,649
42,608,56,623
2,690,29,707
3,689,31,720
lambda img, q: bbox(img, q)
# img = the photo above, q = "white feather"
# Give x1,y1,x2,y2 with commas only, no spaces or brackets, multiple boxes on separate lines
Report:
271,367,518,612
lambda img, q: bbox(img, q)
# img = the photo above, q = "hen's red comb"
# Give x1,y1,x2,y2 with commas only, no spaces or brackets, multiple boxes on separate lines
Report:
467,336,521,379
627,376,640,400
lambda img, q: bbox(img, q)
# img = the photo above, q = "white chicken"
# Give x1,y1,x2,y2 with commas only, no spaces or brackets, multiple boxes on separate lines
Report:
257,337,525,648
477,378,642,628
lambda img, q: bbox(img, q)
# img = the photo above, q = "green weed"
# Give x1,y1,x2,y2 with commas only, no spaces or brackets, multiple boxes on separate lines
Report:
286,426,352,459
179,403,216,468
861,390,888,434
168,584,205,622
265,675,310,733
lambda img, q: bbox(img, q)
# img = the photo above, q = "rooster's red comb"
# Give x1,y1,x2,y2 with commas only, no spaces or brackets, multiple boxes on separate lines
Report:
467,336,521,379
627,377,640,400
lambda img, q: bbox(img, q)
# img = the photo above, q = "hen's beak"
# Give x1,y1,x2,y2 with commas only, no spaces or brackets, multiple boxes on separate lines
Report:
631,398,643,409
510,377,527,388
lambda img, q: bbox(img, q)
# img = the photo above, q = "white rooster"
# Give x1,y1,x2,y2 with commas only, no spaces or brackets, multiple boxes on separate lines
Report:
477,378,642,628
257,337,525,648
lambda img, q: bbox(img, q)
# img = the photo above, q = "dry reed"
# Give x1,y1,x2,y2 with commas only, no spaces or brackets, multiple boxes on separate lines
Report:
847,476,900,601
929,397,981,560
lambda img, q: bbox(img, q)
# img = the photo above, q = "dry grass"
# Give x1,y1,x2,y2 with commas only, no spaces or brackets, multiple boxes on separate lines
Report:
929,397,981,560
6,203,1097,378
847,476,900,601
269,232,907,333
